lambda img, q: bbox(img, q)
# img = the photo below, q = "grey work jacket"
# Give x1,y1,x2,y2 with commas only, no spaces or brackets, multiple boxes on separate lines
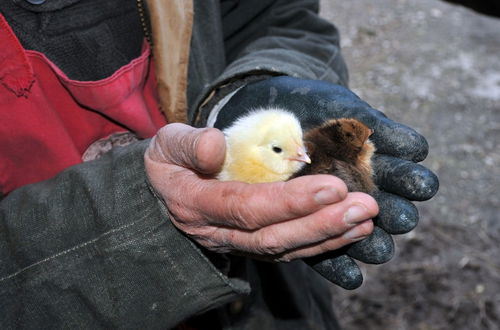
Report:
0,0,347,328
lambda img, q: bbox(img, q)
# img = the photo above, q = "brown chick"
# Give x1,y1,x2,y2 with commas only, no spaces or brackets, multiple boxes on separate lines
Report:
292,118,377,193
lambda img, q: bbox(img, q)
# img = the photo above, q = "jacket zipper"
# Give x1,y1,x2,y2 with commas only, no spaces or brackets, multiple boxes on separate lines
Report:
136,0,152,46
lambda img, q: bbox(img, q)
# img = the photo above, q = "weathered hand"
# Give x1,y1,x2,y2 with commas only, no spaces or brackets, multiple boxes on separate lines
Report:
215,76,439,289
144,123,378,262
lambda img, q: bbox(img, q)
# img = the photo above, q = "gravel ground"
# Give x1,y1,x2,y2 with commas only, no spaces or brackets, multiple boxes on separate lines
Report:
320,1,500,329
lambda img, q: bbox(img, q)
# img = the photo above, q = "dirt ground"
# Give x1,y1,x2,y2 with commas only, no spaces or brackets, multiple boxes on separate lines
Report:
319,1,500,329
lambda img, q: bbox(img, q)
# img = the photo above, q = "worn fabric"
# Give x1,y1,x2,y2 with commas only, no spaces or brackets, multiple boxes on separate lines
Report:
188,0,348,125
2,0,144,81
147,0,194,123
0,140,250,329
0,15,165,194
0,0,347,329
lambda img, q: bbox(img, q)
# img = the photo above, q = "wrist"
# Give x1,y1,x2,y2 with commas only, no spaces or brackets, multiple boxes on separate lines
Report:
195,74,276,127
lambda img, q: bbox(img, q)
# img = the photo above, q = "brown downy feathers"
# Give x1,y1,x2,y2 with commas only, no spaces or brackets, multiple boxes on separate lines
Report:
292,118,377,193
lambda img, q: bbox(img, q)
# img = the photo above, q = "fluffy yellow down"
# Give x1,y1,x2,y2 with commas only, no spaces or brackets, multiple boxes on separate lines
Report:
217,107,310,184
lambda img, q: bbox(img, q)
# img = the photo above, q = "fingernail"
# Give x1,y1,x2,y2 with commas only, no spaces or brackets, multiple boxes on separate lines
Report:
344,205,369,225
314,188,341,205
343,223,370,240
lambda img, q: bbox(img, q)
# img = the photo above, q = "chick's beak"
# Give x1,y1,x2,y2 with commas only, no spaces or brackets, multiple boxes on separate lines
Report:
290,146,311,164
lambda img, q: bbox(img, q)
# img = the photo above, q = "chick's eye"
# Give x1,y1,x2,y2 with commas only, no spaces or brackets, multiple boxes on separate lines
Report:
272,146,282,153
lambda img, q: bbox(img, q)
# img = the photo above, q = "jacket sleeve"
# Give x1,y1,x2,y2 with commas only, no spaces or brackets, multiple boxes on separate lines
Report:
194,0,348,125
0,140,249,329
221,0,348,85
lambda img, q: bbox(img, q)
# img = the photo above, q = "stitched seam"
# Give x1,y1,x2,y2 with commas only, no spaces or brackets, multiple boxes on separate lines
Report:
151,194,250,296
0,15,31,74
0,219,142,283
318,50,339,81
25,43,151,87
0,13,35,94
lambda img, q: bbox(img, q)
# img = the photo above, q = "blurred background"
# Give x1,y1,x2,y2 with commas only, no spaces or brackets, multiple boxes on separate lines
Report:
320,1,500,329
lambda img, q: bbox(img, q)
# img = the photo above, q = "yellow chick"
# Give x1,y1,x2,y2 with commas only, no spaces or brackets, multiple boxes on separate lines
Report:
217,107,311,183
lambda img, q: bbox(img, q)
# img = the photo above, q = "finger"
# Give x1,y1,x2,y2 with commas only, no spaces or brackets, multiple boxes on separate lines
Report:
258,77,429,162
174,174,349,230
305,254,363,290
214,76,430,162
373,190,419,234
315,102,429,162
274,220,374,261
371,116,429,162
204,192,377,254
147,123,226,174
372,154,439,201
346,226,395,264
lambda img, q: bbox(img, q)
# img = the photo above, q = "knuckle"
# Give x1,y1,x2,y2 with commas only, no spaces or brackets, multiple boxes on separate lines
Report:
281,186,305,218
197,239,232,254
180,226,233,254
173,222,206,238
225,187,262,230
273,254,293,263
321,207,348,233
318,239,346,254
167,201,199,224
255,231,286,256
318,219,342,238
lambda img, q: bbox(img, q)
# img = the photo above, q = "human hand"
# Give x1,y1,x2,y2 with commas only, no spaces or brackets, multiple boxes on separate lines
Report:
144,123,378,262
214,76,439,289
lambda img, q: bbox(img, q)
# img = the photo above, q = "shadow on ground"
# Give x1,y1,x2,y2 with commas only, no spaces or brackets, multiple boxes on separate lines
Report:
320,1,500,329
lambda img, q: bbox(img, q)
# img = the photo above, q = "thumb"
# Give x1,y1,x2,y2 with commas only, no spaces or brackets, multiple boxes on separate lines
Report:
146,123,226,174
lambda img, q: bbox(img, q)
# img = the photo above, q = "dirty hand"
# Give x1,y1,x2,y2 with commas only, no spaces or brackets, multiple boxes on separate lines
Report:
144,123,378,262
214,76,439,289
